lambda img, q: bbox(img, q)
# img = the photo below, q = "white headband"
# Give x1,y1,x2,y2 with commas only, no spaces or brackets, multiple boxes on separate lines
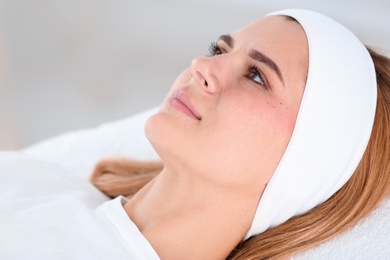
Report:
246,9,377,239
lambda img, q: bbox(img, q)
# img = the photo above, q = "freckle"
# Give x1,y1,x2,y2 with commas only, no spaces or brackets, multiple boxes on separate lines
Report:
280,102,282,105
273,106,275,109
266,102,268,104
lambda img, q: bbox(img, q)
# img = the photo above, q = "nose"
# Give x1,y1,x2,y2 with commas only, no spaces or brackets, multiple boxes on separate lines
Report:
190,56,221,94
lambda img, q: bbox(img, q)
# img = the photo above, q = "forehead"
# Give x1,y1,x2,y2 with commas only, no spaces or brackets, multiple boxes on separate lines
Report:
231,16,306,51
231,16,308,87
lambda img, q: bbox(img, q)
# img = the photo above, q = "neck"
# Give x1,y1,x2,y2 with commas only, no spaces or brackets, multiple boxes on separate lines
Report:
124,167,262,259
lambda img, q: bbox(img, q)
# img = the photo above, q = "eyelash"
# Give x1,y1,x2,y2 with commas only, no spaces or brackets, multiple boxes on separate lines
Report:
246,64,266,87
207,42,266,88
208,41,221,56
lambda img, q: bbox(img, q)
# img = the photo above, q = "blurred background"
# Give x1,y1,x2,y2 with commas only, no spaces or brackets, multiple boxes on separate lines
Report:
0,0,389,150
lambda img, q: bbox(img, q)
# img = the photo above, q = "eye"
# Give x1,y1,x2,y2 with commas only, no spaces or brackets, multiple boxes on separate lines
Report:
246,64,265,86
208,41,222,56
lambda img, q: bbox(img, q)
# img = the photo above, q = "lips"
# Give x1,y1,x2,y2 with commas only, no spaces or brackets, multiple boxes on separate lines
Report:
168,89,201,120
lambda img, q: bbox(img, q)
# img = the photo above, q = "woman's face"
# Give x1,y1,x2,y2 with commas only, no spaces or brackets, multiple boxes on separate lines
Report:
146,16,308,192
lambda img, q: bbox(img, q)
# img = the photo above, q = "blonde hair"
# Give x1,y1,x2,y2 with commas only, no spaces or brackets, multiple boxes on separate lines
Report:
90,48,390,259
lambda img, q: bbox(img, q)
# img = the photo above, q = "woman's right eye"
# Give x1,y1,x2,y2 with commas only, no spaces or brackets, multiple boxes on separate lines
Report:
208,42,222,56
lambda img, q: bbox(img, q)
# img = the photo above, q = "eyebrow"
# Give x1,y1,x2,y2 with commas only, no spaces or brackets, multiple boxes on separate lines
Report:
218,34,284,84
218,34,234,48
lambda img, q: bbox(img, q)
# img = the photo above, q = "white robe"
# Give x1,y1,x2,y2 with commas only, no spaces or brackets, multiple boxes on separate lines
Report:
0,152,159,259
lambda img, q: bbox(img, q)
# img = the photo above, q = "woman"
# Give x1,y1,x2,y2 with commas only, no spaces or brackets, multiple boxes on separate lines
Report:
91,9,390,259
0,9,389,260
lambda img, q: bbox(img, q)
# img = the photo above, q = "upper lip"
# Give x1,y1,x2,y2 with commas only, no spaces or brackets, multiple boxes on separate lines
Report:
171,89,202,120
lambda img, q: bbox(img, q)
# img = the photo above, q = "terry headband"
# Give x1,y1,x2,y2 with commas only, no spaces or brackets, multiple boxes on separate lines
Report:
246,9,377,239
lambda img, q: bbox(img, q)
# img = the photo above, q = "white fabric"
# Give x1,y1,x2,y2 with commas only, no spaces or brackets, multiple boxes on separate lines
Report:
293,195,390,259
246,9,377,238
0,152,159,259
21,107,160,180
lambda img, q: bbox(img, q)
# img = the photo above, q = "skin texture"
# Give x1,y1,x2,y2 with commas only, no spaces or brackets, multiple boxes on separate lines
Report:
124,15,308,259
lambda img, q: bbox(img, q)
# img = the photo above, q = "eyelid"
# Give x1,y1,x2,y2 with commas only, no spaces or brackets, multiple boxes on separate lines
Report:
214,42,228,55
217,41,229,53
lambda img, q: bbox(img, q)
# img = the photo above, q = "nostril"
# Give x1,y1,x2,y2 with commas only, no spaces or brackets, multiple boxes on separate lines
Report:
195,71,208,87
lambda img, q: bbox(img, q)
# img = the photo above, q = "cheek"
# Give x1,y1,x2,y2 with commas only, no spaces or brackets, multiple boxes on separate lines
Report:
199,96,297,183
223,94,297,138
267,104,298,137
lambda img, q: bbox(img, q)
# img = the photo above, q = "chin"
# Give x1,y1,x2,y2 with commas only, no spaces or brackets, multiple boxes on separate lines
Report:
144,110,193,166
144,113,163,150
144,111,176,158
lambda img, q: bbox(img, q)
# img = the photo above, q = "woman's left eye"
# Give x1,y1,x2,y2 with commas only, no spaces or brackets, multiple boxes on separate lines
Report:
246,65,265,86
